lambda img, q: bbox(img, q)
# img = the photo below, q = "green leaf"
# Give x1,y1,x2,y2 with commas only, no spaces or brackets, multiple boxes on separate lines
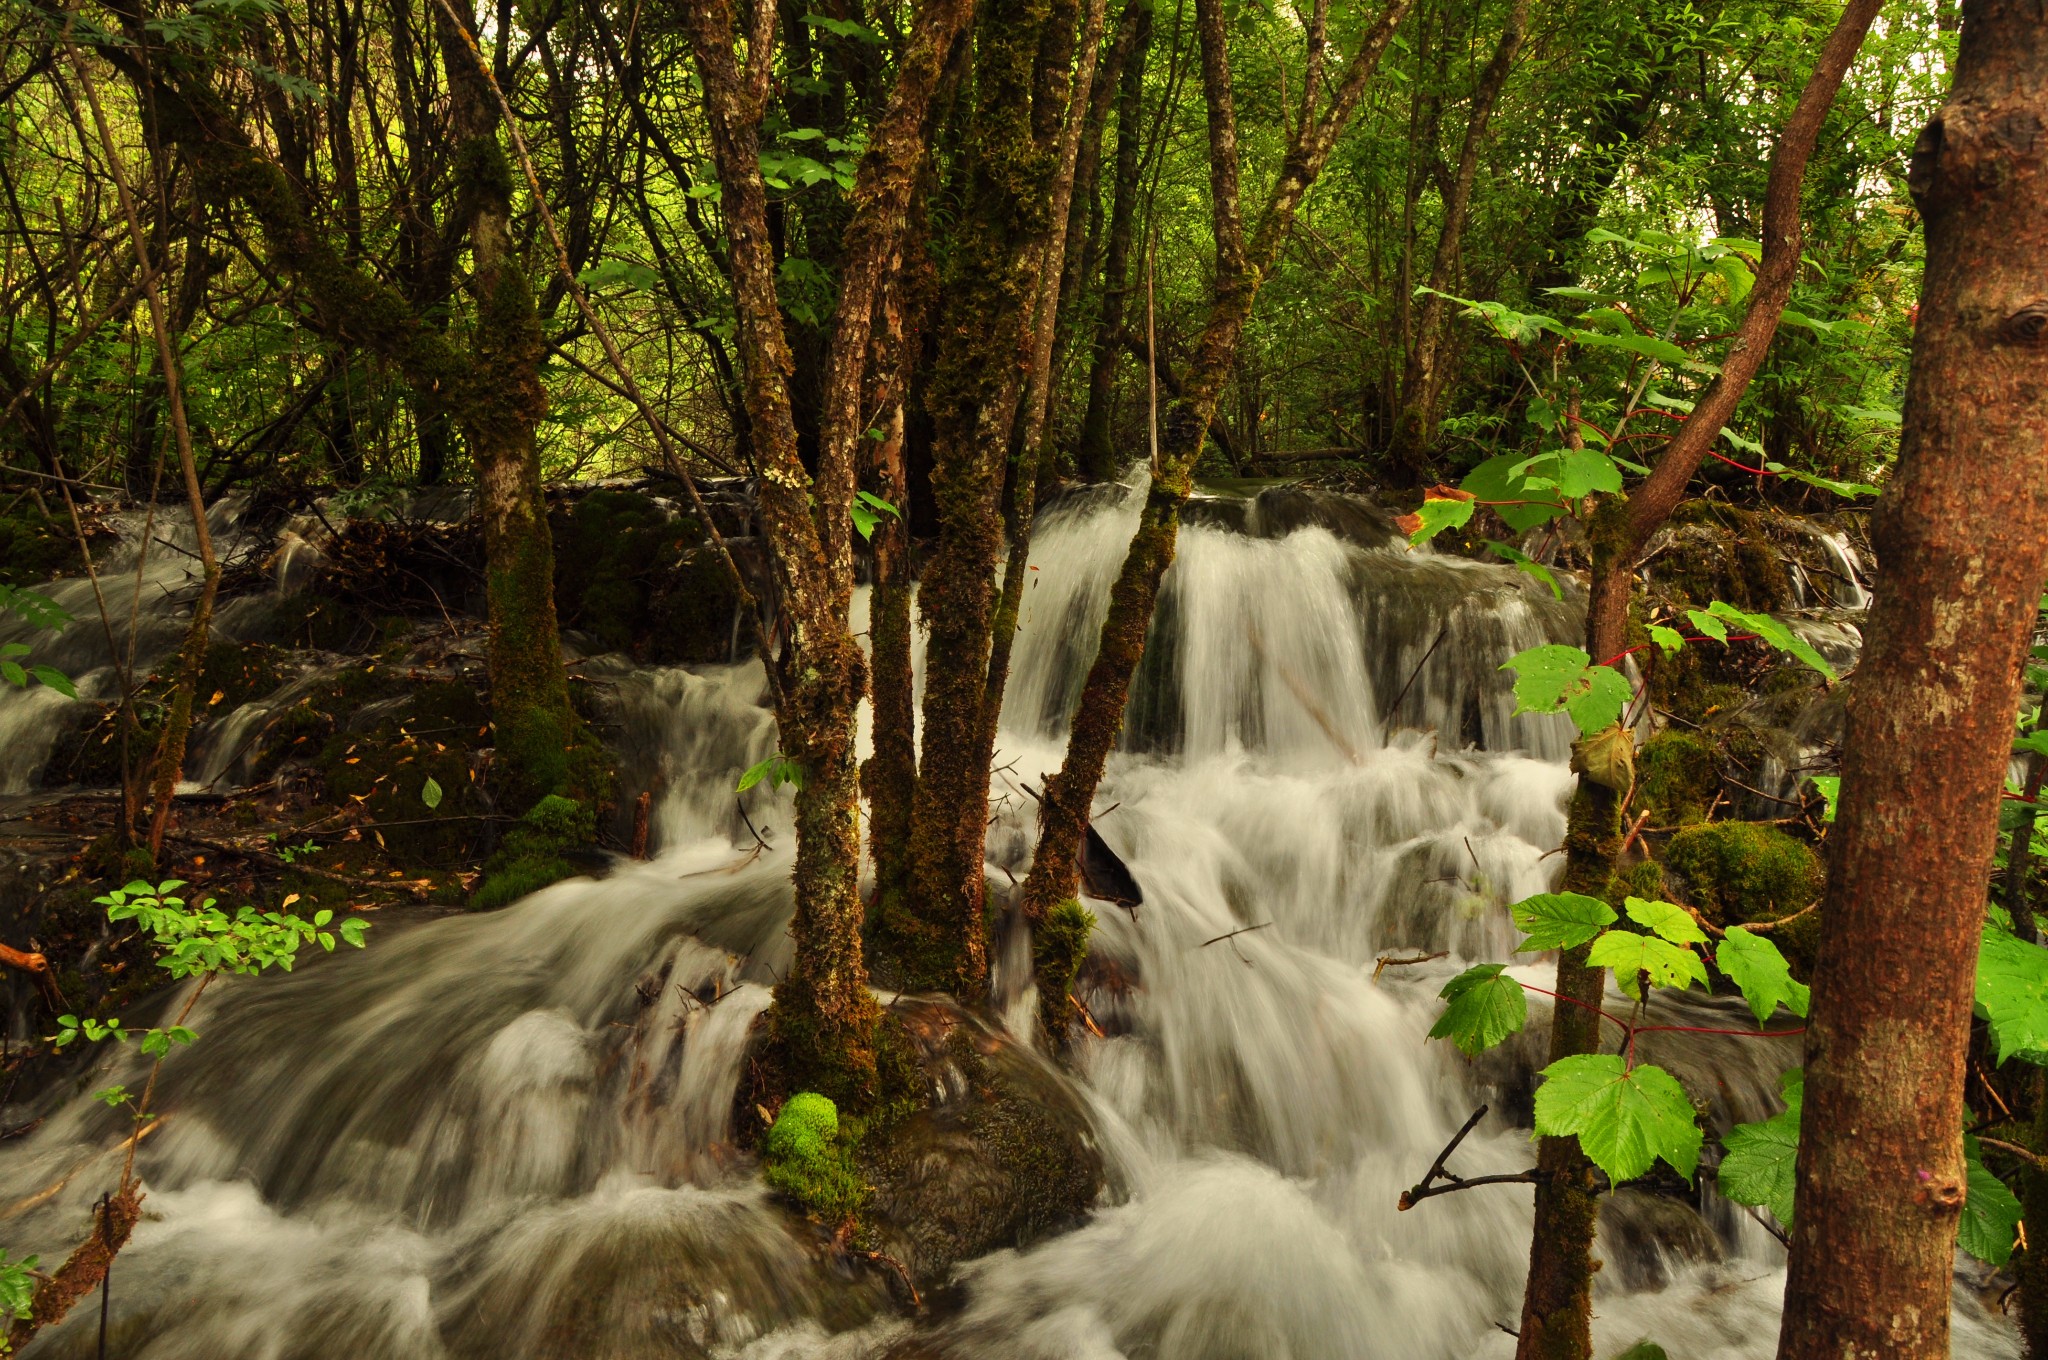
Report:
421,776,443,810
737,753,804,794
0,660,23,687
1570,329,1693,366
1534,1054,1702,1183
1459,455,1569,533
1429,964,1529,1056
1587,930,1707,996
1976,924,2048,1063
1623,897,1708,946
1806,775,1840,823
1480,541,1561,599
1704,601,1838,681
1961,1135,2024,1266
1612,1344,1670,1360
1512,892,1618,952
1553,447,1623,499
1715,926,1811,1024
1718,1070,1802,1225
1400,494,1476,546
29,666,76,697
1648,624,1685,655
1501,646,1633,733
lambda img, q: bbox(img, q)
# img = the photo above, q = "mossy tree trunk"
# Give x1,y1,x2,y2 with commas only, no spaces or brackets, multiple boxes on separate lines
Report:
1018,0,1416,979
681,0,973,1101
1777,8,2048,1356
1075,0,1152,483
436,1,578,809
890,0,1077,999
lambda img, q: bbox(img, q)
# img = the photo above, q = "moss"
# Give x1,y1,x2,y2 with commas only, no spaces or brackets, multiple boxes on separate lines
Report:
196,641,286,709
551,490,730,661
762,1091,869,1225
1033,899,1096,1044
1636,731,1721,826
0,509,82,587
468,793,594,909
1664,820,1823,973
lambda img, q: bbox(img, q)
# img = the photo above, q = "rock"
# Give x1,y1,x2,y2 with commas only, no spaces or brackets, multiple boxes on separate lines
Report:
1598,1188,1725,1292
860,999,1104,1291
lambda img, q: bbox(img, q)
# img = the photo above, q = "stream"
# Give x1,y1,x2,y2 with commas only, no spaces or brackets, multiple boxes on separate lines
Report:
0,482,2020,1359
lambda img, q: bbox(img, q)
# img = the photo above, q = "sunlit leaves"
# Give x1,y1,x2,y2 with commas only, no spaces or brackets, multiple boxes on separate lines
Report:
1623,896,1707,946
1715,927,1810,1025
1534,1053,1701,1183
1397,486,1476,546
1429,964,1529,1056
738,753,805,794
1684,601,1837,680
1587,929,1706,997
851,490,902,542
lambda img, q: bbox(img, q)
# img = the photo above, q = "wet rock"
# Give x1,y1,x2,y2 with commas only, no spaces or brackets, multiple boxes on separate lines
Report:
1599,1188,1725,1292
860,999,1104,1291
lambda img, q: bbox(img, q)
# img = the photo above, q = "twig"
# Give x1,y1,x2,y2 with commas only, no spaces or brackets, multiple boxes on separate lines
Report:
1382,626,1451,724
1373,949,1448,981
1735,899,1820,934
1398,1105,1544,1209
1200,922,1272,948
1740,1201,1791,1248
1976,1136,2048,1175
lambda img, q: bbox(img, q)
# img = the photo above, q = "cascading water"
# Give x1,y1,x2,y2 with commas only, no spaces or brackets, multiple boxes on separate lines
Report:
0,482,2019,1359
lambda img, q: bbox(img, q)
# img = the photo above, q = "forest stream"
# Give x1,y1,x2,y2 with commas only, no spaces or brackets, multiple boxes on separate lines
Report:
0,481,2021,1359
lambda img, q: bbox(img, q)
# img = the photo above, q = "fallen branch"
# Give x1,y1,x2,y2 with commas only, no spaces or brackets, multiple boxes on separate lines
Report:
1373,949,1449,982
2,1120,164,1221
5,1181,141,1352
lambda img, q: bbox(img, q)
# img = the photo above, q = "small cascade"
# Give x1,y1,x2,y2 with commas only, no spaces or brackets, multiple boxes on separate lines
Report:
0,482,2019,1360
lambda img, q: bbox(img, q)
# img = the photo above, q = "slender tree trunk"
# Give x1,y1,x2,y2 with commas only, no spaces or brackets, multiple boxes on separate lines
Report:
1019,0,1415,962
437,1,579,808
864,272,920,951
1076,0,1153,481
1511,7,1880,1354
1777,9,2048,1357
1387,0,1526,482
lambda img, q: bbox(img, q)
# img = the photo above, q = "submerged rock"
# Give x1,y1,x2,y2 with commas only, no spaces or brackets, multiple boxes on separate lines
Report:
859,999,1104,1292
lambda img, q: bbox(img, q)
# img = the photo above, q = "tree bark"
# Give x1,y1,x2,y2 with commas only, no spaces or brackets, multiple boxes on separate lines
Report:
682,0,972,1099
897,0,1080,998
1777,8,2048,1357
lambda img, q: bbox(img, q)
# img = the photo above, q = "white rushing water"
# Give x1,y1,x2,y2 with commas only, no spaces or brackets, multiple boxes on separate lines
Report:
0,483,2018,1359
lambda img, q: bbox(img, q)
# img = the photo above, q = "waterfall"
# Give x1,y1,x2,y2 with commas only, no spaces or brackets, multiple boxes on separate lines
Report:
0,484,2018,1359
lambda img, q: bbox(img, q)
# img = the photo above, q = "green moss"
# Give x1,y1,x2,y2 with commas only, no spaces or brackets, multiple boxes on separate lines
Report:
1636,731,1721,827
1664,820,1823,973
1033,899,1096,1044
468,793,595,909
763,1091,869,1224
0,509,81,587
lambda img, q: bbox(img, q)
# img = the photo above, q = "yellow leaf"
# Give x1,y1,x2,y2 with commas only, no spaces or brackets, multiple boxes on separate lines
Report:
281,893,301,908
208,690,226,706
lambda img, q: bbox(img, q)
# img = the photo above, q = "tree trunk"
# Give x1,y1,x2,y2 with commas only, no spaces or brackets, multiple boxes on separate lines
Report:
1075,0,1153,481
1387,0,1526,482
1511,7,1881,1353
899,0,1077,998
437,1,579,808
1777,8,2048,1357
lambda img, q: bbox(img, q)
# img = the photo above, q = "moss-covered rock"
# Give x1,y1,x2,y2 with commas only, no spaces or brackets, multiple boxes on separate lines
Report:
469,793,595,909
1636,731,1721,827
857,1000,1102,1291
0,508,83,587
1664,820,1823,973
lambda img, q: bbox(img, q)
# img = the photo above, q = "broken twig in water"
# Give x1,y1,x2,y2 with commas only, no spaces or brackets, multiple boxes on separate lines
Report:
1373,950,1449,982
1200,922,1272,948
